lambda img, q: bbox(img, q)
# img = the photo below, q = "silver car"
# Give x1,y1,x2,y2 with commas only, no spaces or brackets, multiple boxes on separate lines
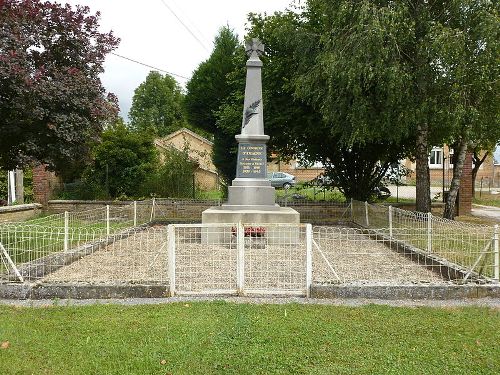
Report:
267,172,296,189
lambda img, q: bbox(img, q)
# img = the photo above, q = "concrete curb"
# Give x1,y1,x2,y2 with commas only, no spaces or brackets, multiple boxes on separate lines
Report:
0,283,169,300
1,282,499,300
311,284,500,300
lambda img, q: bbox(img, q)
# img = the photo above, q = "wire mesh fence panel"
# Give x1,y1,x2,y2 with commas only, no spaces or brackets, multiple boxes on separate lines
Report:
429,218,495,279
0,224,104,280
173,224,237,294
152,199,221,222
243,224,308,295
277,201,351,224
44,226,168,284
313,226,446,284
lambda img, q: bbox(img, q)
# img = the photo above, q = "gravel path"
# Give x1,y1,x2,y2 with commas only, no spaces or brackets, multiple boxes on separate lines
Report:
43,225,445,289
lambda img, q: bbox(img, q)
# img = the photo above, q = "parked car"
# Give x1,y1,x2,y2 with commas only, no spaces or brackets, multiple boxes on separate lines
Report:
374,186,391,200
267,172,296,189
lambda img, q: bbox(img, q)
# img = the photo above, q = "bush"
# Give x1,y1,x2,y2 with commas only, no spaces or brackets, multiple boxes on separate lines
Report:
141,147,197,198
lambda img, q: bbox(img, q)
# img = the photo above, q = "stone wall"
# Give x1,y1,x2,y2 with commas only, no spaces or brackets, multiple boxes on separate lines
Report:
47,200,350,224
0,203,43,223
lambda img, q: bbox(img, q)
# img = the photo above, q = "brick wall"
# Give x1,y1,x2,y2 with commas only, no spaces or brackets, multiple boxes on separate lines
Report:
457,152,472,215
33,165,62,206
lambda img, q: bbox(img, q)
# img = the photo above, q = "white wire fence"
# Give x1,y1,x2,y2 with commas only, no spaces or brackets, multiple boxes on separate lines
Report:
351,200,499,282
0,198,498,289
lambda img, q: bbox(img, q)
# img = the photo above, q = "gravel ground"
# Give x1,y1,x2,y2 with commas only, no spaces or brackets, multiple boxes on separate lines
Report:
43,225,445,289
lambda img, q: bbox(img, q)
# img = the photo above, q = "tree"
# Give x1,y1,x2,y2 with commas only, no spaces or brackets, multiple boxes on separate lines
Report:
242,6,412,201
83,123,157,198
434,0,500,218
129,71,185,136
185,26,240,134
0,0,119,172
184,27,240,185
249,0,498,213
141,147,197,198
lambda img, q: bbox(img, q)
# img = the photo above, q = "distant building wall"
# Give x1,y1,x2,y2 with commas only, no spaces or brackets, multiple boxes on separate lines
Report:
268,158,324,182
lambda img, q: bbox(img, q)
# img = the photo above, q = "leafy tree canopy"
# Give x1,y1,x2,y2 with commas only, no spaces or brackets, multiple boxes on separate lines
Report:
185,26,241,186
0,0,119,171
129,71,185,137
246,0,498,208
185,26,240,134
83,122,158,199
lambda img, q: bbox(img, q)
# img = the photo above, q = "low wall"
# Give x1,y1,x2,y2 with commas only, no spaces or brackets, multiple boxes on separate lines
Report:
48,200,133,213
47,200,350,224
0,204,43,223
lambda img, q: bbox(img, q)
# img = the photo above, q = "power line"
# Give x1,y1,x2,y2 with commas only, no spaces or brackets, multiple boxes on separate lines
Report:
159,0,210,53
169,0,212,48
110,52,188,80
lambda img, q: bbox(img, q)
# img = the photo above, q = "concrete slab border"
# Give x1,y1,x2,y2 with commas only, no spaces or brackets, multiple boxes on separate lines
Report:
1,282,499,300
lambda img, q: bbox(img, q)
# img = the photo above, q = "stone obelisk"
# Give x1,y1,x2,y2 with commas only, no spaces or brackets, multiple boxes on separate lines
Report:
202,38,299,237
225,38,277,210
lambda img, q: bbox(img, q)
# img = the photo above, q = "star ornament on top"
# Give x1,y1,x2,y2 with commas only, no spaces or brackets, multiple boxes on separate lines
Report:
245,38,264,58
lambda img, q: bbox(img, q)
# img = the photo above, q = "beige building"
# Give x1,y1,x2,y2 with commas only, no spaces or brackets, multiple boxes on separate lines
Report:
155,128,219,191
403,146,498,187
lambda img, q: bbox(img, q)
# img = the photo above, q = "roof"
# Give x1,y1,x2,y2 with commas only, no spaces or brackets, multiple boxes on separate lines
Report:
162,127,213,146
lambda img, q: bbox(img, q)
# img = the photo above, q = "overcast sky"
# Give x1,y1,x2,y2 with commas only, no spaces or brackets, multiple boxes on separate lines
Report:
56,1,498,162
58,0,293,120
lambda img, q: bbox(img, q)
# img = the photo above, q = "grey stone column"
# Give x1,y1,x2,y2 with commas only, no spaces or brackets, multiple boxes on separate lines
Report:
225,38,277,210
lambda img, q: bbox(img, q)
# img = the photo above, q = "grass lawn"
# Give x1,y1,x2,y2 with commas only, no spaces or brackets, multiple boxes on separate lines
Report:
474,192,500,208
0,301,499,374
0,219,131,272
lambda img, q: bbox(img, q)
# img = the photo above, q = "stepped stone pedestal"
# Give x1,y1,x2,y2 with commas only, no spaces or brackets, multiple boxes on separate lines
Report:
202,38,299,243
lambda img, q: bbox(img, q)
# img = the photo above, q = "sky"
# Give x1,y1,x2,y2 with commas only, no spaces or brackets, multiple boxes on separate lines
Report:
58,0,294,120
55,1,499,162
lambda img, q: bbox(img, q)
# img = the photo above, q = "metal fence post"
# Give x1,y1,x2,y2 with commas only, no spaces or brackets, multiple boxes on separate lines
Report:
306,224,313,298
106,205,110,236
365,201,369,227
494,224,499,283
350,198,354,222
389,206,393,238
427,212,432,253
167,224,176,296
133,201,137,227
64,211,69,252
150,198,156,222
237,221,245,295
0,242,24,283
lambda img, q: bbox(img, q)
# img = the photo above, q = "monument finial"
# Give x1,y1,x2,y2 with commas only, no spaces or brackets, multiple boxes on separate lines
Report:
245,38,264,58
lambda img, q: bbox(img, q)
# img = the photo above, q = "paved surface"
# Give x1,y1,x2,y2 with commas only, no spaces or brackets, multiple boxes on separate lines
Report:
472,204,500,222
387,185,442,200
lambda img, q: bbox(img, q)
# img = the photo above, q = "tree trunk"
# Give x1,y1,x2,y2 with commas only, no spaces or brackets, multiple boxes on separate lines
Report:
415,123,431,212
471,151,488,197
443,139,468,219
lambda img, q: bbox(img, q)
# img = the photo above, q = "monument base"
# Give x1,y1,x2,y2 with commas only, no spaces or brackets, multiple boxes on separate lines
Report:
201,206,300,244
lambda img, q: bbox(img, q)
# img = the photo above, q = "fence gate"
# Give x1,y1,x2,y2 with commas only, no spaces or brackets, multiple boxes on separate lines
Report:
167,223,312,297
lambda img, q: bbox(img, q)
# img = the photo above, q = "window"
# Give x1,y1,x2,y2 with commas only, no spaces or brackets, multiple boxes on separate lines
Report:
429,148,443,168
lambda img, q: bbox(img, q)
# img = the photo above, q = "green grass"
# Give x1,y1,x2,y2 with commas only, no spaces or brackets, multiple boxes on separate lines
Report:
276,185,346,202
0,219,132,271
0,302,498,374
473,192,500,207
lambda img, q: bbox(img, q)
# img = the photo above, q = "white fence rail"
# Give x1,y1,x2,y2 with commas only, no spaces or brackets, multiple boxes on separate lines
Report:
1,199,499,288
167,223,312,296
351,200,499,282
